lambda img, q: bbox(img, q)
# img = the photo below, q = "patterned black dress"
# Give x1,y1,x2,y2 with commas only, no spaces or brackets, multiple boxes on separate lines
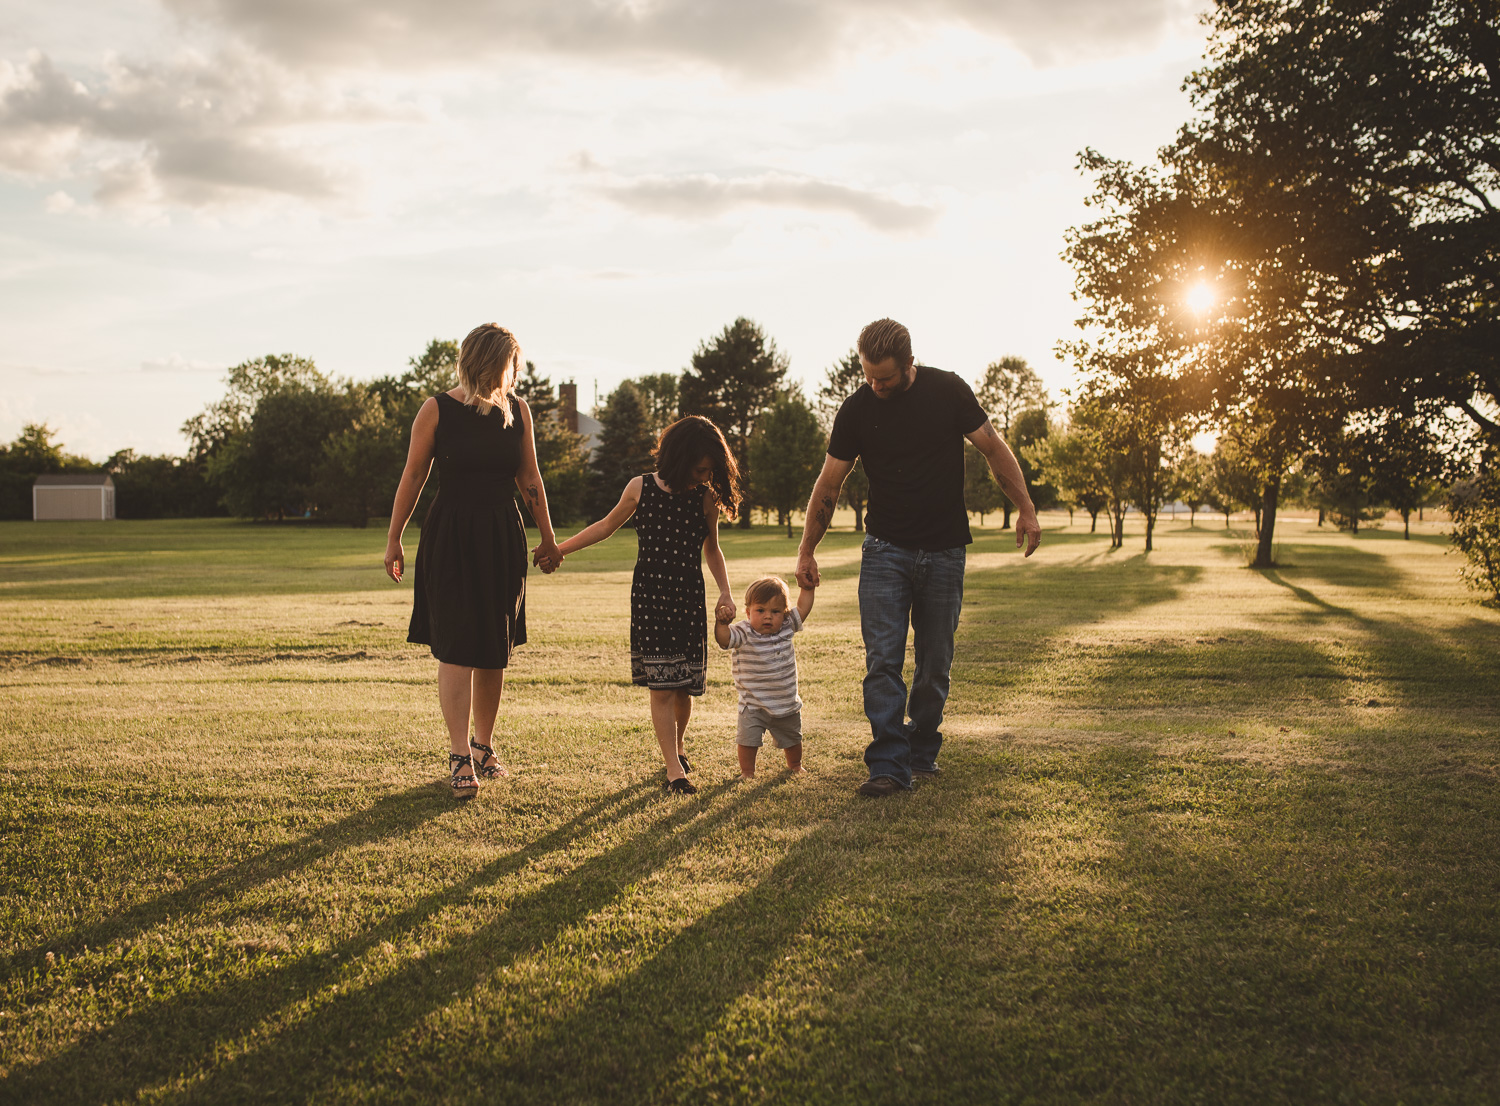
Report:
407,393,528,669
630,473,710,695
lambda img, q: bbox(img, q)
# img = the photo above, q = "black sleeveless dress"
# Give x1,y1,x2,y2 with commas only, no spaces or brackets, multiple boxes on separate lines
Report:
630,474,710,696
407,393,528,668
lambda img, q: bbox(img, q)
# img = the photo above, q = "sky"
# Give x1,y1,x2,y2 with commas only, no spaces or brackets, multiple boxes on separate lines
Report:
0,0,1211,461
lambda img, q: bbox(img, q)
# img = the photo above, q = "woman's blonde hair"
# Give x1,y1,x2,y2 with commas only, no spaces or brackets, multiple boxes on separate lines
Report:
458,323,521,426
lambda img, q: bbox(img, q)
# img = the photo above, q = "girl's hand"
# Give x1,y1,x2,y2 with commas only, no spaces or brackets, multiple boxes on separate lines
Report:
384,540,405,582
715,593,735,623
532,539,563,573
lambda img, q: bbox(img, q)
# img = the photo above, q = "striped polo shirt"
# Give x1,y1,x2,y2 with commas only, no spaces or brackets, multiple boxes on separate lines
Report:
725,608,804,715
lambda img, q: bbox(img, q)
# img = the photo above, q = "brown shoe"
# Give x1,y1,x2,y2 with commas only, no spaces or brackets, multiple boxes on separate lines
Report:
911,766,941,781
856,776,903,798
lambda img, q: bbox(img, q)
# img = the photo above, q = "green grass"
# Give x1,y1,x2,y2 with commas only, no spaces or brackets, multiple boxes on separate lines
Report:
2,514,1498,1104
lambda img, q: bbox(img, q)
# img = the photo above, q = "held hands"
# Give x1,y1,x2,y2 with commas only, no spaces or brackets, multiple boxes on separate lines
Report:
532,540,564,573
714,592,736,624
795,550,820,589
384,540,404,583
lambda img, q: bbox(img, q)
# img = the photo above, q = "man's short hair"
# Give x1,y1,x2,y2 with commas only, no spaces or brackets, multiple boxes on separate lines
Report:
744,576,791,608
858,318,912,367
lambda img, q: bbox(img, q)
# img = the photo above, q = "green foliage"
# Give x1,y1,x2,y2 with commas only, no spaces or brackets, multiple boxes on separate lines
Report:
104,450,223,519
1026,412,1111,532
1448,465,1500,605
1176,450,1213,525
679,318,788,527
963,443,1003,524
205,368,360,521
747,389,824,537
813,349,868,530
975,356,1048,437
590,380,655,520
1306,434,1383,534
814,349,868,530
515,362,590,525
314,392,406,528
1183,0,1500,439
1208,424,1264,529
631,373,680,438
1010,407,1056,514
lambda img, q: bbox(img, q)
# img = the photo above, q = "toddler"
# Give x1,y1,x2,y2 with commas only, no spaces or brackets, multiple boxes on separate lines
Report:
715,576,814,778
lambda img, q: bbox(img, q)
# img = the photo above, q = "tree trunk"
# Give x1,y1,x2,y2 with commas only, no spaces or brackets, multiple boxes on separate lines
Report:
1002,499,1013,530
853,502,864,532
738,512,752,529
1253,506,1262,536
786,513,794,538
1402,508,1411,538
1318,506,1325,526
1144,509,1156,551
1253,474,1281,567
1089,509,1099,533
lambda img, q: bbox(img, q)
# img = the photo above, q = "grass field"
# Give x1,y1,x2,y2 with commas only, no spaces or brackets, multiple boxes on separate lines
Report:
2,513,1498,1104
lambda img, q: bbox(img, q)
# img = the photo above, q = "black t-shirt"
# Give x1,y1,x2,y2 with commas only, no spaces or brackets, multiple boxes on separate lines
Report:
826,366,988,551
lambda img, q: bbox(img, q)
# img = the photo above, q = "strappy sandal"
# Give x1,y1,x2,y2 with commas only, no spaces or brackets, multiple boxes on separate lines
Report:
678,753,692,774
472,739,509,780
449,752,478,800
664,776,697,795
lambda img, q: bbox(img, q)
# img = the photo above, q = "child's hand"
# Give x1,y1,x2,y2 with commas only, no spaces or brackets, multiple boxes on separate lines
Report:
715,593,736,623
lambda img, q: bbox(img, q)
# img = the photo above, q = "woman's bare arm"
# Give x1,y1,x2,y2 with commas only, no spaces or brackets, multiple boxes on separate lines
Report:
383,398,439,582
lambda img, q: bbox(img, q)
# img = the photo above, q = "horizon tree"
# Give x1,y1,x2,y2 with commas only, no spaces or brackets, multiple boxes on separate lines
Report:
679,317,788,529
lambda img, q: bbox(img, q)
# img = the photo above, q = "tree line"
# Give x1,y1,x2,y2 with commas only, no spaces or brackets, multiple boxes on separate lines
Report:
1051,0,1500,604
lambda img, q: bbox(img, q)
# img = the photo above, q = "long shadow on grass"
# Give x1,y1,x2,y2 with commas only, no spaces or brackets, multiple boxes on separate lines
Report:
1025,741,1500,1100
3,779,775,1103
2,784,448,981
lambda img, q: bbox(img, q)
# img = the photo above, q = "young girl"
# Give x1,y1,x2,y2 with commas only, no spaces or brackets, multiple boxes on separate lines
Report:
554,416,740,793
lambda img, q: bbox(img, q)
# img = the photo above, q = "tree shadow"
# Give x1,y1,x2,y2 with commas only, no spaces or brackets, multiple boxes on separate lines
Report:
2,779,765,1103
2,784,449,982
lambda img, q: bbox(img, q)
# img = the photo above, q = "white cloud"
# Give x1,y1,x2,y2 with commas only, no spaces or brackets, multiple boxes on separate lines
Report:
0,49,394,209
603,170,940,233
162,0,1200,73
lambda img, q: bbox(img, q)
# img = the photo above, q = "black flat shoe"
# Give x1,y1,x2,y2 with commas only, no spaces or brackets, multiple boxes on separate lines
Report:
678,754,692,774
664,776,697,795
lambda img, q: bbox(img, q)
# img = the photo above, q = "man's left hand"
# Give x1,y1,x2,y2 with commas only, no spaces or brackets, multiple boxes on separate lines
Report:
1016,513,1041,558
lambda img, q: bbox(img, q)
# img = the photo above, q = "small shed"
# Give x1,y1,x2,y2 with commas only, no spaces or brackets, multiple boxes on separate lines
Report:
33,473,115,520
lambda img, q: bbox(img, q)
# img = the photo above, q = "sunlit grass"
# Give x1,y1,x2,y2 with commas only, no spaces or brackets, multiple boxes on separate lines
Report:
1,513,1497,1103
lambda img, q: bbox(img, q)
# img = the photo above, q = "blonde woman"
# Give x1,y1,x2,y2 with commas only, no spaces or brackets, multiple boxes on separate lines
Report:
384,323,563,799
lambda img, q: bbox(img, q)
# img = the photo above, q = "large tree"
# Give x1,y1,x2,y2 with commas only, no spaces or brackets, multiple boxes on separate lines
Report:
748,388,825,537
976,356,1049,439
1181,0,1500,439
679,317,788,528
590,380,655,521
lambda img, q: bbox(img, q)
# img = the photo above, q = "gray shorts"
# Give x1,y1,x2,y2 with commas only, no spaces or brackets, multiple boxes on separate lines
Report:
736,706,802,749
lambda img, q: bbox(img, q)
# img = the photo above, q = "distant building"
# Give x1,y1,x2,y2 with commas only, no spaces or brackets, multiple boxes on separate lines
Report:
558,381,602,456
33,474,115,520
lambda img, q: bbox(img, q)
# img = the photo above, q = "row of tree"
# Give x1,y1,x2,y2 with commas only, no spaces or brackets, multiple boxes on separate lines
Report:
1056,0,1500,602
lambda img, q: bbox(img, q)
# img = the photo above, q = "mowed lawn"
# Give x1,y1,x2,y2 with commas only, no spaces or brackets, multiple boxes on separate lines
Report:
2,513,1498,1104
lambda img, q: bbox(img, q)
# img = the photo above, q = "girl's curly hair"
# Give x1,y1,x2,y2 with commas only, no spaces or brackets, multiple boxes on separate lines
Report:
653,415,742,519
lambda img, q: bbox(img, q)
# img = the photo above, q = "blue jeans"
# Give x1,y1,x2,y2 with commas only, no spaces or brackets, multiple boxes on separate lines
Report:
857,536,966,788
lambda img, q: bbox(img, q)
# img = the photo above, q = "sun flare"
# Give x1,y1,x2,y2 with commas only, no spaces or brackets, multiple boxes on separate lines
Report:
1185,281,1217,314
